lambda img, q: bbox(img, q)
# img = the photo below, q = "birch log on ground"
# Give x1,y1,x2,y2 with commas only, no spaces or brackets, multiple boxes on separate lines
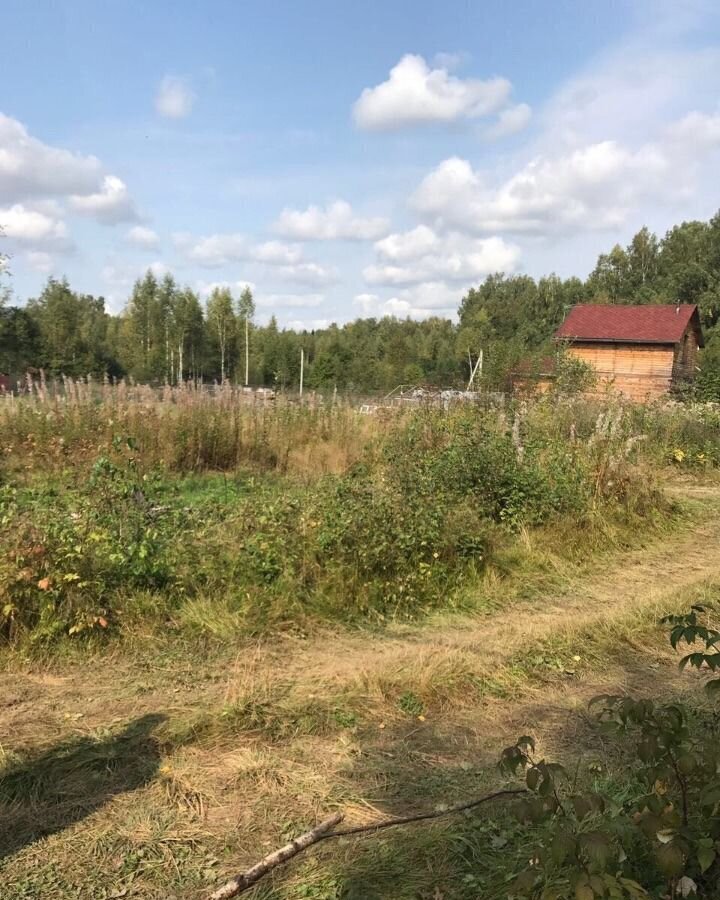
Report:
206,789,526,898
207,812,344,900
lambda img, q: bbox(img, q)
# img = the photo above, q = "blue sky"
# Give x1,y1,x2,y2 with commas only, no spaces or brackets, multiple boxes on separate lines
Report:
1,0,720,326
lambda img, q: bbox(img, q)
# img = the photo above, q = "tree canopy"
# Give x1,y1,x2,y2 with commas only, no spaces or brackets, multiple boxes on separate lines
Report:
2,211,720,397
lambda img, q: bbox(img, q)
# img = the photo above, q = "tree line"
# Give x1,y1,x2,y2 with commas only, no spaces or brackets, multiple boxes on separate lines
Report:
2,211,720,397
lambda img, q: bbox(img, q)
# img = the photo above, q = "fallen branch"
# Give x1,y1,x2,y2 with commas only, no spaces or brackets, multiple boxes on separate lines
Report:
207,788,525,899
315,788,526,841
207,813,344,900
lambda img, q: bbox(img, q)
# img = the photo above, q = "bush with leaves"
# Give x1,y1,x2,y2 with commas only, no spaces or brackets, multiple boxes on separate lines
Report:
500,606,720,899
0,441,176,641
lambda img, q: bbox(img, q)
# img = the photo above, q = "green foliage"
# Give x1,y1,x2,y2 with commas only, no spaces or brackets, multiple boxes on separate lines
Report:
553,351,598,397
4,206,720,391
662,606,720,694
0,396,679,644
0,445,175,641
499,607,720,899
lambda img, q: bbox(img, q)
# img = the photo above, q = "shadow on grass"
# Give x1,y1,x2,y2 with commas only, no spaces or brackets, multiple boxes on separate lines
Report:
254,658,694,899
0,713,166,860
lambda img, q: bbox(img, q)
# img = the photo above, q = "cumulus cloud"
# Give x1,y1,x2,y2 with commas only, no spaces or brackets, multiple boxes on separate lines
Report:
69,175,138,224
274,200,390,241
179,230,338,286
483,103,532,140
353,54,511,130
0,113,103,201
0,203,72,249
276,261,339,286
195,279,257,298
354,282,460,320
412,108,720,236
25,250,55,274
255,292,325,309
155,75,195,119
252,240,303,265
182,233,301,267
668,110,720,146
363,225,520,285
285,317,332,331
353,293,382,315
0,113,139,233
126,225,160,249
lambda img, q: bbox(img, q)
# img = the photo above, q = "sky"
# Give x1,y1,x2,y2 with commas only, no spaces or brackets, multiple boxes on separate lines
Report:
1,0,720,328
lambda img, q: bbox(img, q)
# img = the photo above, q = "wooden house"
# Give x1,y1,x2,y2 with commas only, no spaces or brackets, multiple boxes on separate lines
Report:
554,304,704,400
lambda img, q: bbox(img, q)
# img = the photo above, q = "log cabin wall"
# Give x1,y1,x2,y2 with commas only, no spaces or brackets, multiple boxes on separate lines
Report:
672,329,699,381
568,342,676,400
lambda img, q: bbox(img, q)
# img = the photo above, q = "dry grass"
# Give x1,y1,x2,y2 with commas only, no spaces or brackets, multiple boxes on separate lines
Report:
0,378,385,479
1,481,719,897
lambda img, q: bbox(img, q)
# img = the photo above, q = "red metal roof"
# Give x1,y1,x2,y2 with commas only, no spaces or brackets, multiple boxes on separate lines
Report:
555,304,703,346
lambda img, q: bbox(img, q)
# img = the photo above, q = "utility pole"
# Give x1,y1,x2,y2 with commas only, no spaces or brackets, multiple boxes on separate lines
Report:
244,316,250,387
299,347,304,398
467,349,483,391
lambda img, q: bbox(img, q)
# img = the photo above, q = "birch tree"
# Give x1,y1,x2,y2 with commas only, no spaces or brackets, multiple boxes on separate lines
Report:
237,286,255,386
206,287,236,382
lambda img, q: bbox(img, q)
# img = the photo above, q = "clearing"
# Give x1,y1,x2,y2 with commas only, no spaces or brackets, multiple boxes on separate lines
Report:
2,479,720,899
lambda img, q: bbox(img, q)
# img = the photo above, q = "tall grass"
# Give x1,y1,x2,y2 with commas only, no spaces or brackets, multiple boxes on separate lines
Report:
1,381,718,647
0,377,377,477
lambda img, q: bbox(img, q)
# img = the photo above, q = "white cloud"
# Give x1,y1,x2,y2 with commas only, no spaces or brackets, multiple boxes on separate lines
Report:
354,282,460,321
25,250,55,274
412,109,720,237
364,226,520,285
195,279,257,298
353,54,511,130
100,259,171,312
668,110,720,146
180,230,338,286
285,317,332,331
69,175,138,224
0,203,71,249
0,113,139,232
274,200,389,241
148,260,170,278
252,240,302,265
483,103,532,140
353,293,381,315
126,225,160,249
256,292,325,309
183,233,301,267
276,261,339,286
372,225,439,261
155,75,195,119
0,113,103,201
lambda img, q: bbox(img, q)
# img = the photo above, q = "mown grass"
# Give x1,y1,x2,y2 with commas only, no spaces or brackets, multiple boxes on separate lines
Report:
1,556,719,899
2,390,720,897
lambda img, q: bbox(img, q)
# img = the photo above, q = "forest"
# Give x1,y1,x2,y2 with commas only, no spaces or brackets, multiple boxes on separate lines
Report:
2,212,720,399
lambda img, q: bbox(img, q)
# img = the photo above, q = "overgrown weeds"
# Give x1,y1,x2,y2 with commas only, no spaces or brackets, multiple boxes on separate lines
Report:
0,390,716,647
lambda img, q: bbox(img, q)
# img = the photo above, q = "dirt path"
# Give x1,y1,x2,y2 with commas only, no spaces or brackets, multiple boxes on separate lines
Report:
3,484,720,751
2,484,720,899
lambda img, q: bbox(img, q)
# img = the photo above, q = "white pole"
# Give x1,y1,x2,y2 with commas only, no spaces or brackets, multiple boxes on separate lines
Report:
299,347,304,398
467,350,483,391
244,317,250,387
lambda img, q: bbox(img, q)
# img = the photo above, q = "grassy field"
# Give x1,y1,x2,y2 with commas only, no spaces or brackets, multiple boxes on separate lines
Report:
1,387,720,899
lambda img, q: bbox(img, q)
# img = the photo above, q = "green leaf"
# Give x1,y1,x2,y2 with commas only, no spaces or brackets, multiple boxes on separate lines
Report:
697,846,716,873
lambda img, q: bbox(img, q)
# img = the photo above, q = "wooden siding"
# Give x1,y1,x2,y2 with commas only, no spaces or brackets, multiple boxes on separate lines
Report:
672,329,700,381
568,342,676,400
